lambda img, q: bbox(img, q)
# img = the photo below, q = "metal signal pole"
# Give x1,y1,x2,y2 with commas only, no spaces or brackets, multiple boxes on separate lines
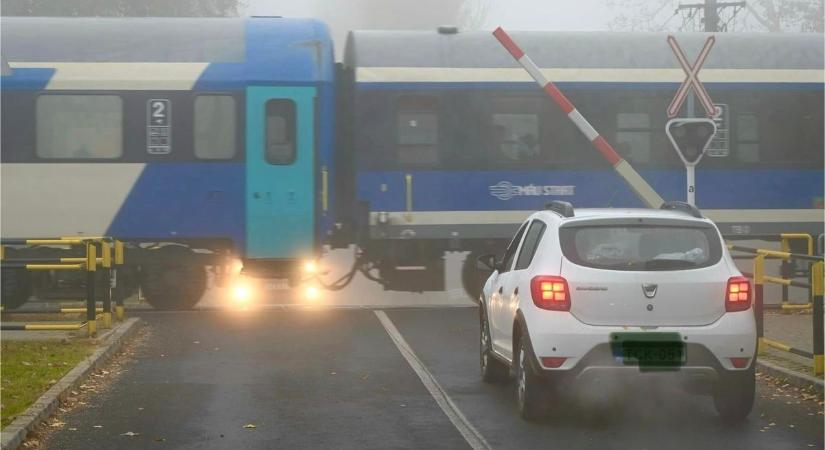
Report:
677,0,746,32
704,0,719,31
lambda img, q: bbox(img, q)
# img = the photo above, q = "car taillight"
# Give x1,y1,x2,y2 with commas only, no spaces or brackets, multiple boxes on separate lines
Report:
531,276,570,311
726,276,751,312
540,357,567,368
729,357,750,369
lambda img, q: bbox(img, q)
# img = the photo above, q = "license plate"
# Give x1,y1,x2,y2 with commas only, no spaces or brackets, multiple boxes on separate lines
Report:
267,279,290,290
610,332,685,370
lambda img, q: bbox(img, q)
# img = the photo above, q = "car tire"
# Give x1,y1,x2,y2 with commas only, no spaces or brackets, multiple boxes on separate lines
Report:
480,307,508,383
713,366,755,424
515,331,548,421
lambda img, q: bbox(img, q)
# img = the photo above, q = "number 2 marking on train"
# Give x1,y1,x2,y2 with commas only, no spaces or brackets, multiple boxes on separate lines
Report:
147,99,172,155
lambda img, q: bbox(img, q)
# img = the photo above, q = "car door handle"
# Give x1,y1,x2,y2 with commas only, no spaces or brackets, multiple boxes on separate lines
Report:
513,287,519,296
498,287,503,294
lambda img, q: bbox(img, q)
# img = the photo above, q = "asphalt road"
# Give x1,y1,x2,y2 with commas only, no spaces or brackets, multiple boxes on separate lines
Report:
44,307,823,450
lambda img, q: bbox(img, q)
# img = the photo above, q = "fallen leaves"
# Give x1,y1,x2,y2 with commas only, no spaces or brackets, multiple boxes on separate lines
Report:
121,431,140,437
243,424,257,429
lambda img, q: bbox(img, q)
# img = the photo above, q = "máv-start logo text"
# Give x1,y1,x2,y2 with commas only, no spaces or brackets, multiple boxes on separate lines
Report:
489,181,575,201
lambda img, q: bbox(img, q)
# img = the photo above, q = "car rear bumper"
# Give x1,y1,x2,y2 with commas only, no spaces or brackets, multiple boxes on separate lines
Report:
524,309,756,373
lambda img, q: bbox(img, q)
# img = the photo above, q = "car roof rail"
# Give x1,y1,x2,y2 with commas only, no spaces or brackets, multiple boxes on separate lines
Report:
660,201,703,218
545,201,575,218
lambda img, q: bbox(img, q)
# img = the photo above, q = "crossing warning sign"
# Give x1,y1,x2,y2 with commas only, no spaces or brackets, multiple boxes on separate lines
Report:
667,35,717,118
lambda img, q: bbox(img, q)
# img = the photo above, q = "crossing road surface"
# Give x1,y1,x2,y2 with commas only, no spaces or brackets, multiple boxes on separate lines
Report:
44,307,823,450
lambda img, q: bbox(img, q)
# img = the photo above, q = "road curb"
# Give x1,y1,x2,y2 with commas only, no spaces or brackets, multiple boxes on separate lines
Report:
757,360,824,395
0,318,142,450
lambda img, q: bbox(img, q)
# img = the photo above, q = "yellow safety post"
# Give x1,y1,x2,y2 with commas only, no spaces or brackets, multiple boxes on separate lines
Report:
115,240,125,265
100,241,112,328
754,254,766,355
114,240,125,321
812,261,823,376
779,234,813,311
86,241,97,338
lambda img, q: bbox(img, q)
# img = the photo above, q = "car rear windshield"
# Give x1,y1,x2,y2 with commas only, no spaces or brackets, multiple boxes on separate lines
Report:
559,223,722,271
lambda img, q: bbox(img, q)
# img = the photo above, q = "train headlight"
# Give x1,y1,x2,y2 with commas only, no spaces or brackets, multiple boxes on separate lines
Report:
304,286,320,302
231,282,252,306
303,260,318,274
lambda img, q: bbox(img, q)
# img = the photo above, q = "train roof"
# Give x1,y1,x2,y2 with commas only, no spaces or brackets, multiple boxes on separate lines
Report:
1,17,335,88
345,30,824,70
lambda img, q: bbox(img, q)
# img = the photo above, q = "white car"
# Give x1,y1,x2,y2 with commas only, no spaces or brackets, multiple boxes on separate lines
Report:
477,201,756,422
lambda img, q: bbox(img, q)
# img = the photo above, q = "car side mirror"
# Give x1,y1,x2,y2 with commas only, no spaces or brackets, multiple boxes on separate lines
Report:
476,254,498,272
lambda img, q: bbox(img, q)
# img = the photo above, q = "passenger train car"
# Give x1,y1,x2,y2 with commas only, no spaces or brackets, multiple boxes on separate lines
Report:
342,29,823,296
1,17,336,308
1,17,822,308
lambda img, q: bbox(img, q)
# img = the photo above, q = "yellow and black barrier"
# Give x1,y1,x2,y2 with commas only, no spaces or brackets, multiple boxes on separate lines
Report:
779,233,815,310
0,237,127,336
2,323,87,331
728,244,824,376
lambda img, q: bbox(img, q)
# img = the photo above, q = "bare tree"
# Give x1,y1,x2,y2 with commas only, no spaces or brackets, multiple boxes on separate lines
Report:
607,0,823,32
459,0,491,30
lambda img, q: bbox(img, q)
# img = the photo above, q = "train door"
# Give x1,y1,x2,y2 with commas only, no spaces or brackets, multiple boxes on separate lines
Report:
245,86,316,260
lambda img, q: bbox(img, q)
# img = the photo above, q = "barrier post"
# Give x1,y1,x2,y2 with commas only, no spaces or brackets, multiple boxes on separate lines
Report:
754,254,765,354
812,261,824,376
85,241,97,337
780,237,791,311
101,241,112,328
114,240,125,321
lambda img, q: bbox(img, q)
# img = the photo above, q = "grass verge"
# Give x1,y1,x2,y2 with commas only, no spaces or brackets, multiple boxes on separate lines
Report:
1,339,96,428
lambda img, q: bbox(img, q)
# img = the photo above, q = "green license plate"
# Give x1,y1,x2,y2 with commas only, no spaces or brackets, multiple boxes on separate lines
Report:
610,332,685,370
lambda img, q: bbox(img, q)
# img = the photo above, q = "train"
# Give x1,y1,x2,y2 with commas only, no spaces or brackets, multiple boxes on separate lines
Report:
1,17,822,309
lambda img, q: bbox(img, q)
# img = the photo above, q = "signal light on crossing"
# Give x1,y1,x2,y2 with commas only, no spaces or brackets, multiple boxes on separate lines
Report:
666,118,717,166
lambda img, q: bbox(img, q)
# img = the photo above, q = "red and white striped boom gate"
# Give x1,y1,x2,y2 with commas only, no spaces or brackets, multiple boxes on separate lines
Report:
492,27,664,209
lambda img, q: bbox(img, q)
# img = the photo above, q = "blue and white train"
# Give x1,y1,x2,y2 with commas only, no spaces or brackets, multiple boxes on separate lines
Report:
1,17,336,308
1,17,822,308
343,28,824,295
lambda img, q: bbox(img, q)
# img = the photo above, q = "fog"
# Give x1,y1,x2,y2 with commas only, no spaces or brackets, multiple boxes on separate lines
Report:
247,0,615,58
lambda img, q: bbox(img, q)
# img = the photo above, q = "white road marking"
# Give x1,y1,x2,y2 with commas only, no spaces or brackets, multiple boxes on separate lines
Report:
374,310,492,450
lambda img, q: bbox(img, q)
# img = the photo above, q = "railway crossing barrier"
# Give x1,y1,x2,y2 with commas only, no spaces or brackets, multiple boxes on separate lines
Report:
727,243,824,376
0,237,126,337
778,233,815,310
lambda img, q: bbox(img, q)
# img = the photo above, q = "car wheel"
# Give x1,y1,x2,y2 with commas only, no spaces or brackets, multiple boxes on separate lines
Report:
480,307,508,383
713,366,755,424
515,332,547,421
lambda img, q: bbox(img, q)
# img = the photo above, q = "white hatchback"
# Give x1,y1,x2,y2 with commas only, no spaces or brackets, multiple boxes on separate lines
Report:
477,201,756,422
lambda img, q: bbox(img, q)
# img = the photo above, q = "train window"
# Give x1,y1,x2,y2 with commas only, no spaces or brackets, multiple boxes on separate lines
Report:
194,95,236,159
615,112,651,164
36,95,122,159
491,97,541,163
397,96,439,165
265,99,296,165
735,113,759,162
